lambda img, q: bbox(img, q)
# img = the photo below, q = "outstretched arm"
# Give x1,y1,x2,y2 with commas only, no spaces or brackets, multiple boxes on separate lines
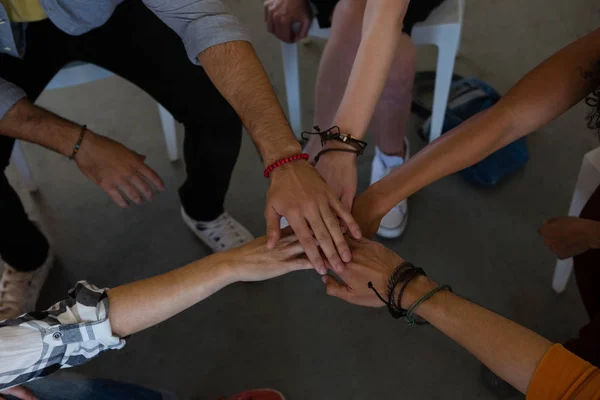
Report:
108,235,311,336
0,99,165,208
197,41,362,274
332,0,410,140
322,238,598,397
353,28,600,236
0,235,311,392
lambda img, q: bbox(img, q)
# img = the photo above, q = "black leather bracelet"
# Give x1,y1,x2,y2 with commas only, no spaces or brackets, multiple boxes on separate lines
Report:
301,125,368,153
314,147,362,164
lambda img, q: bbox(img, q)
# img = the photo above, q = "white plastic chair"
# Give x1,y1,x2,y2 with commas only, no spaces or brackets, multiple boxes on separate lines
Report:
282,0,465,141
10,62,179,193
552,146,600,293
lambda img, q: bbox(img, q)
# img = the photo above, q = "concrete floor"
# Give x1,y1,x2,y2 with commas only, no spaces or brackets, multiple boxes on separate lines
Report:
6,0,600,399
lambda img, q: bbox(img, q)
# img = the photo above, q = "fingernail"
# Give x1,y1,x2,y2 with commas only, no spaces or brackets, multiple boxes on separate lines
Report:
342,251,352,262
321,276,327,283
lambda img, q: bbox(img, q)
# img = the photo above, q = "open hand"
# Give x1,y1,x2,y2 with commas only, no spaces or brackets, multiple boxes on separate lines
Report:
75,132,165,208
322,237,403,307
1,386,37,400
222,234,313,282
305,137,358,211
264,0,312,43
266,160,362,274
539,216,600,259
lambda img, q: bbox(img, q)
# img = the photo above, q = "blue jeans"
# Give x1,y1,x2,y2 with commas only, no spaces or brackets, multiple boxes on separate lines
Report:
4,376,175,400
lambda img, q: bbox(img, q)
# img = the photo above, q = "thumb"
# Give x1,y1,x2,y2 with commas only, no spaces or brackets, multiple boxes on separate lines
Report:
265,207,282,249
322,275,350,301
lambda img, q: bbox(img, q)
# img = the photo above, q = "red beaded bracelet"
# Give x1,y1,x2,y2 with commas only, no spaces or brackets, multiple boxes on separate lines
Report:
264,153,309,178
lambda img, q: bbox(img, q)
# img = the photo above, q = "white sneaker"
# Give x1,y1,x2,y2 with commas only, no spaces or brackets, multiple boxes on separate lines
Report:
370,138,411,239
0,250,54,320
181,208,255,252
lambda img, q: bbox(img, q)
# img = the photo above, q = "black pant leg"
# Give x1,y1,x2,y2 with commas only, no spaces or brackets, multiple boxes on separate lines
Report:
0,20,74,270
563,185,600,366
74,0,243,221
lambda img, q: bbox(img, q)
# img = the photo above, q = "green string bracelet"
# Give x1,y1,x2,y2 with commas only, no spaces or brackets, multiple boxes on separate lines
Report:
404,284,453,326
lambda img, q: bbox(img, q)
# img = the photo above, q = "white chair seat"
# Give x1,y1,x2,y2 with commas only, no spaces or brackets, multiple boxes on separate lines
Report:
10,62,179,192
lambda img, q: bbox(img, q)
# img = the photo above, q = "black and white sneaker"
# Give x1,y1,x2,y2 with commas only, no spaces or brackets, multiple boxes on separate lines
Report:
181,208,255,252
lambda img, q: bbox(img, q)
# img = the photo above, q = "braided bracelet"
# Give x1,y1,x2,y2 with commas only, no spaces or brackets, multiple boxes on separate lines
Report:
368,262,452,326
404,285,453,326
69,125,87,161
314,147,362,164
368,262,423,319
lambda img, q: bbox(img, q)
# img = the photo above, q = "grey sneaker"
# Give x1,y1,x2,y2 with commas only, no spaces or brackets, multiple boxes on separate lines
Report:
181,208,254,252
0,250,54,320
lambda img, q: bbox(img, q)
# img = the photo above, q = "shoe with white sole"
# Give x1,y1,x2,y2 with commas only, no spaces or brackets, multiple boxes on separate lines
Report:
371,138,410,239
0,249,54,320
181,208,255,252
220,388,286,400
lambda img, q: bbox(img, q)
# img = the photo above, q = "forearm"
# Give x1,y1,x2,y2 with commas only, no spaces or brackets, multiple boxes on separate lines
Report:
107,253,235,337
0,98,81,156
405,277,553,394
333,0,409,139
368,27,600,216
198,41,301,165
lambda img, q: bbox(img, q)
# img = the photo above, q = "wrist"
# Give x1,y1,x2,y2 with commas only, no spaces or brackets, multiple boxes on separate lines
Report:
261,141,302,167
207,254,241,287
268,157,310,179
72,129,97,162
397,275,439,310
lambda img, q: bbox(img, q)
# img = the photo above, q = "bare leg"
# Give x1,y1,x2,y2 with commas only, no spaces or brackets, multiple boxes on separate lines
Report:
369,34,415,157
309,0,416,158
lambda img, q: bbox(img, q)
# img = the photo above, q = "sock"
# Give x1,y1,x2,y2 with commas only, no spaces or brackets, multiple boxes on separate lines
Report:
376,147,404,169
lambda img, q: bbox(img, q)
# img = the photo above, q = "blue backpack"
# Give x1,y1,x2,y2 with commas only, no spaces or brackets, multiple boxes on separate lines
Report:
413,73,528,187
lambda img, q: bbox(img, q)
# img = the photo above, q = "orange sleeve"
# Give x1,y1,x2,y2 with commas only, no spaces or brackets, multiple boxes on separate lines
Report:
527,344,600,399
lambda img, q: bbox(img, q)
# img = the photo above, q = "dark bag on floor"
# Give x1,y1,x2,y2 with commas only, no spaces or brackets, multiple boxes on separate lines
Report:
412,72,529,187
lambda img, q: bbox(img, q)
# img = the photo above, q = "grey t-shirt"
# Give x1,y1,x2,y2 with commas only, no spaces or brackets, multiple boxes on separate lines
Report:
0,0,250,118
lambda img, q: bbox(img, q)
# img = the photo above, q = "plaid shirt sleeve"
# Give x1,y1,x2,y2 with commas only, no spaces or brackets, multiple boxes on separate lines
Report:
0,281,126,391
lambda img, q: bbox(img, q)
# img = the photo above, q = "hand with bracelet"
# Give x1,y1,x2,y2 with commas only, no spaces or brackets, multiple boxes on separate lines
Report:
322,237,600,397
302,126,366,211
1,99,164,208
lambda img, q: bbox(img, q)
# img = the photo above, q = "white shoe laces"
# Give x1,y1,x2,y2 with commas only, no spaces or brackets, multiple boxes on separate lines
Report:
0,265,34,317
197,213,248,250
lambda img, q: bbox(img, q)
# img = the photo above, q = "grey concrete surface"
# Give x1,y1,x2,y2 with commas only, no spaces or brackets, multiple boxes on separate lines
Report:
5,0,600,399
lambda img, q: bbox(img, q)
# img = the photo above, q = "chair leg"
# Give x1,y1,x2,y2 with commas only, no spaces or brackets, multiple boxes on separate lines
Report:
552,258,573,294
281,41,302,138
158,104,179,162
10,141,38,193
429,34,460,142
